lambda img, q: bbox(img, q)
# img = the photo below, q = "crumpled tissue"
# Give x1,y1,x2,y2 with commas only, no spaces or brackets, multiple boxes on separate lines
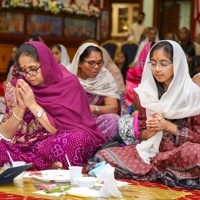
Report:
97,163,122,198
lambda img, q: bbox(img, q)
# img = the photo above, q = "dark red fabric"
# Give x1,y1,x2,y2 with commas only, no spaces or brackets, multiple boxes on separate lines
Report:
0,82,4,96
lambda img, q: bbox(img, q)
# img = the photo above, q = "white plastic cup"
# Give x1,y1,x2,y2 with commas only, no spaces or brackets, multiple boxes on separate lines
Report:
69,166,83,185
12,161,26,179
12,161,26,167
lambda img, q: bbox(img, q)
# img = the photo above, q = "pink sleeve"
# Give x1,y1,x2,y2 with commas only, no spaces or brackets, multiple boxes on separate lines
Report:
46,111,56,129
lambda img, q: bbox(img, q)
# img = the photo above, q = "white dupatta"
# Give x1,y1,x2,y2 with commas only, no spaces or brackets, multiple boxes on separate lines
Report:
59,44,70,69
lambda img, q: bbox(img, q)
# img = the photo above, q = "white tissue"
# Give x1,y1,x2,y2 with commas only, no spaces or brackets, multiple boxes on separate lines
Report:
97,163,122,198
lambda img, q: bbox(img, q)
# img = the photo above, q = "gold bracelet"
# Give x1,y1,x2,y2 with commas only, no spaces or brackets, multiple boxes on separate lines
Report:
13,109,23,121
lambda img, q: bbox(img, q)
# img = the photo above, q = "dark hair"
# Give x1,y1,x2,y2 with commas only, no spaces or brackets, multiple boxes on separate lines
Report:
150,42,156,48
165,32,177,41
148,27,158,34
179,27,191,42
139,11,145,17
13,44,20,49
191,56,200,77
51,44,61,52
192,56,200,68
79,46,103,63
14,44,39,68
150,41,188,128
116,51,129,83
150,41,173,63
25,35,40,42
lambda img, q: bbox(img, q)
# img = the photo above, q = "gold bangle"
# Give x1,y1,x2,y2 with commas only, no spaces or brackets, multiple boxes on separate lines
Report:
13,110,23,121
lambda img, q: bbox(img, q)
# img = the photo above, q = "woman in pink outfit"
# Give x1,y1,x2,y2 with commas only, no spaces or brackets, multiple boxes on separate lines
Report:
125,42,154,106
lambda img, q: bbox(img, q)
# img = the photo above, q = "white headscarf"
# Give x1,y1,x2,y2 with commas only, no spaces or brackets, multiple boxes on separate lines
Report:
135,40,200,164
101,47,125,96
59,44,70,69
68,42,119,99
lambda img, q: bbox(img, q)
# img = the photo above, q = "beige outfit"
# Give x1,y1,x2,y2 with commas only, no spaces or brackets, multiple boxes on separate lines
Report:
128,22,147,43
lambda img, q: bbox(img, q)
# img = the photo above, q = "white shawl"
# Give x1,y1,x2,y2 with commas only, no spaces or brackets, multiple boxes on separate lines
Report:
135,40,200,164
59,44,70,69
68,43,119,99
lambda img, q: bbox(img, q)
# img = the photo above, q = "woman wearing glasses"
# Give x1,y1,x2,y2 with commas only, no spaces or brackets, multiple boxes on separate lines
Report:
0,41,106,170
87,41,200,189
69,43,120,142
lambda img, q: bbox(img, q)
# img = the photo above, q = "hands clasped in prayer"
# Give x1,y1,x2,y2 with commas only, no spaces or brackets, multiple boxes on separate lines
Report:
146,112,163,132
16,79,36,110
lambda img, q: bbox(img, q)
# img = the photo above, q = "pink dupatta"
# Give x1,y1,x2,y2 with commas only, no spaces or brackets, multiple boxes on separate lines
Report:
11,41,106,149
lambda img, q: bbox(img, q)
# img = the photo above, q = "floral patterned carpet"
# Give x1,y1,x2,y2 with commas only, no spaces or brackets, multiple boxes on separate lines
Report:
0,177,200,200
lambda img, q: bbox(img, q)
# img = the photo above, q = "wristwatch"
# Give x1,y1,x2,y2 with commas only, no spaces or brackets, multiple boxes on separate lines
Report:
35,109,46,119
95,105,99,113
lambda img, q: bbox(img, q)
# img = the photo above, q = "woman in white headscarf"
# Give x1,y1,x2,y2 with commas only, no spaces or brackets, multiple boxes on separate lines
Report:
87,41,200,189
69,43,121,142
51,44,70,69
100,47,125,96
129,27,159,68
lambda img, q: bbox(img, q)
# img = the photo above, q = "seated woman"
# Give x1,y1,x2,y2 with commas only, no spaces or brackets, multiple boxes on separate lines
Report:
125,42,155,106
0,41,106,170
69,43,121,142
178,27,196,63
129,26,159,68
164,32,178,41
1,37,45,116
100,48,126,115
115,51,129,84
51,44,70,69
87,41,200,189
100,48,125,97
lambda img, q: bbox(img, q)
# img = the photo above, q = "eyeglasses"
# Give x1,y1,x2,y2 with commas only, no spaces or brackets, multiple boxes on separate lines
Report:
19,66,41,77
83,60,104,68
148,60,173,70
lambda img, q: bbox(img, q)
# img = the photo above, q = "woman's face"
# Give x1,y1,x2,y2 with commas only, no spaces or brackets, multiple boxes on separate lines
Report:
78,51,103,79
51,46,61,64
194,34,200,44
165,33,173,40
150,48,174,90
11,46,18,60
148,29,157,42
19,55,45,86
116,53,126,69
179,29,187,41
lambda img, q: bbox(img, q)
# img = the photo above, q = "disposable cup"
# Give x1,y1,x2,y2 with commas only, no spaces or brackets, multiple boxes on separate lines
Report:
69,166,83,185
12,161,26,179
12,161,26,167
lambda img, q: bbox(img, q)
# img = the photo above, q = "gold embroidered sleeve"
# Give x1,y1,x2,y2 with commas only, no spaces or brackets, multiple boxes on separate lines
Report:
2,82,17,123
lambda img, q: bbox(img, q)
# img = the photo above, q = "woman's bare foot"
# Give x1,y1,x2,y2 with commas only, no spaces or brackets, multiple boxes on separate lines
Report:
50,162,63,169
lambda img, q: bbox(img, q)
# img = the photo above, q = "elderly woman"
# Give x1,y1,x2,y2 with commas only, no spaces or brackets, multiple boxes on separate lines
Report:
69,43,121,141
0,41,106,170
87,41,200,189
